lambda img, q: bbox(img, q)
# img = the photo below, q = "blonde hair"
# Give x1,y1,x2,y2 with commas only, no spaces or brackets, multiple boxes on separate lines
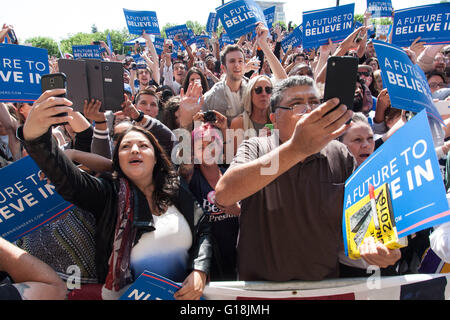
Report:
242,75,272,116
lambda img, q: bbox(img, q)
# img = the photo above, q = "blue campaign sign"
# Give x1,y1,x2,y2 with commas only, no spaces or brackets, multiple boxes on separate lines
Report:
219,34,235,48
264,6,276,30
196,35,210,49
153,36,165,55
120,271,181,300
171,41,181,60
392,3,450,47
302,3,355,50
0,156,74,242
72,45,102,60
281,25,303,53
186,29,197,47
343,110,449,246
0,44,49,103
367,0,393,18
123,9,160,35
373,40,443,124
216,0,267,40
165,24,191,41
107,33,114,54
206,12,219,34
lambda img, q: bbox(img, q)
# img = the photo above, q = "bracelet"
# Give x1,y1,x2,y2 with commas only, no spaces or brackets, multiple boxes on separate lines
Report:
95,120,107,124
133,110,145,123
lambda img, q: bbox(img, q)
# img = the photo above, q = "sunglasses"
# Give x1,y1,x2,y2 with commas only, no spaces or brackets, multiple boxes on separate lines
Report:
358,72,371,77
254,86,273,94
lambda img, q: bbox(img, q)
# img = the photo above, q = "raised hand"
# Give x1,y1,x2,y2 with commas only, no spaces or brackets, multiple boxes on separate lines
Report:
23,89,73,141
83,99,105,124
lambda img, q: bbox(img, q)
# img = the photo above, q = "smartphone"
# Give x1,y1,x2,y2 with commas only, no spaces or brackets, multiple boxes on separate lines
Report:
102,61,125,112
203,111,216,123
93,41,100,45
7,29,18,44
85,59,104,108
41,73,68,123
58,59,89,112
323,56,359,114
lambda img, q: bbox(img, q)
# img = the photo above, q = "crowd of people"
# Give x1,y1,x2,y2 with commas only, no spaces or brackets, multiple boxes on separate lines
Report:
1,8,450,300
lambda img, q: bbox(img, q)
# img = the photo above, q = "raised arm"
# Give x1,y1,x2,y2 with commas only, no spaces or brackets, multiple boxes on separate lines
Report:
142,31,161,85
215,98,352,207
21,89,110,216
255,22,287,80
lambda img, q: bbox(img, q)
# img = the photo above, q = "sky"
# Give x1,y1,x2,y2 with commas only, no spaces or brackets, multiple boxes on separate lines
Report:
2,0,442,42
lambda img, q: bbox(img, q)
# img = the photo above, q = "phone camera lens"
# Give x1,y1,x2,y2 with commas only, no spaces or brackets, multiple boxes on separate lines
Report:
50,79,55,84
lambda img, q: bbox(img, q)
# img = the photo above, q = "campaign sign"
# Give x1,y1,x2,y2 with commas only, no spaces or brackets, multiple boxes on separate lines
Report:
72,45,102,60
196,35,210,49
376,24,391,38
153,36,165,55
392,3,450,47
0,156,74,242
0,44,49,103
264,6,276,30
343,110,449,256
206,12,219,34
123,9,160,35
281,25,303,53
120,271,181,300
373,40,443,123
219,34,235,48
186,29,197,47
171,41,181,60
367,0,393,18
216,0,267,40
165,24,191,41
107,33,113,54
302,3,354,50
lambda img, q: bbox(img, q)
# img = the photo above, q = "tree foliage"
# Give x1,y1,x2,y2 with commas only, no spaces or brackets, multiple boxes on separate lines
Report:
59,28,132,55
24,36,60,57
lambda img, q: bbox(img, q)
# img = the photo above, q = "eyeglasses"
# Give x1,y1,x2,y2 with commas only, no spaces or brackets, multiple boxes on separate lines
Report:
276,103,320,115
254,86,273,95
429,82,448,89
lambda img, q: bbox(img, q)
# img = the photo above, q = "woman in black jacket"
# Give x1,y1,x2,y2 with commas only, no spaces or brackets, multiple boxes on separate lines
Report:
19,89,212,300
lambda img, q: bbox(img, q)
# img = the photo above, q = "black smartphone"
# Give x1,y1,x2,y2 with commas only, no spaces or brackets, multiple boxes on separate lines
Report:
41,73,68,123
93,41,100,45
323,56,359,114
85,59,104,108
102,61,125,112
203,111,216,123
7,29,18,44
58,59,89,112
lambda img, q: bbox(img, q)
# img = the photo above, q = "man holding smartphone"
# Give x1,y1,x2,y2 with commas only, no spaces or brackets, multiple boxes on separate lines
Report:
215,76,401,282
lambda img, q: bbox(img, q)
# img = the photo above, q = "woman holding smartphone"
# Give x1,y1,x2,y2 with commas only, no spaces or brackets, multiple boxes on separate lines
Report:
19,89,212,300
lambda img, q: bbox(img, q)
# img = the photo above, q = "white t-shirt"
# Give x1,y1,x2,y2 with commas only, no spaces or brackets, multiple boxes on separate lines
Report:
130,205,192,282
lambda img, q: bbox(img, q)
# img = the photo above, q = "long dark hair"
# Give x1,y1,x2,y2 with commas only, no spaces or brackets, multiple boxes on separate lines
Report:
182,67,209,94
112,126,179,214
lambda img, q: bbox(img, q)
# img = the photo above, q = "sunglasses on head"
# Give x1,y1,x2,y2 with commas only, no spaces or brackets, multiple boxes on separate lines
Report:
254,86,273,94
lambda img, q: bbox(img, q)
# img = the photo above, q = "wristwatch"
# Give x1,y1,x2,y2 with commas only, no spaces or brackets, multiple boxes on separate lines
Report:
133,110,145,123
